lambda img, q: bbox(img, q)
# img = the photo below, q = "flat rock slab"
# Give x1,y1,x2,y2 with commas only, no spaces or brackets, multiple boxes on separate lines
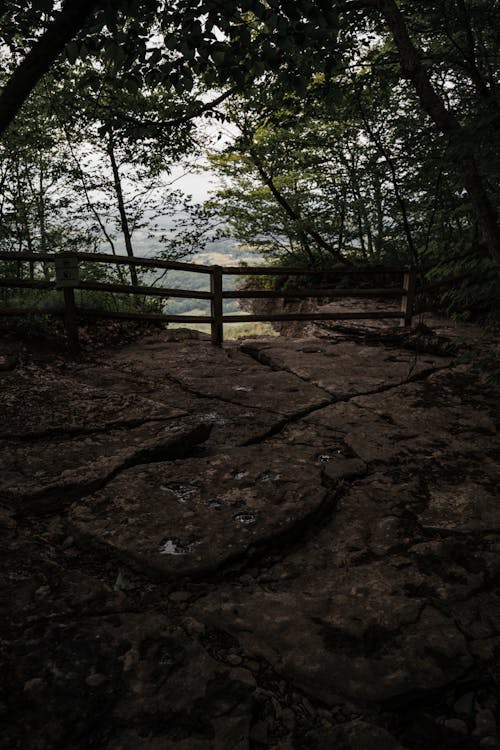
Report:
305,367,498,465
69,445,328,579
109,340,330,416
70,362,284,448
419,481,500,533
193,471,497,706
195,562,474,705
241,338,450,397
194,476,493,707
1,420,210,512
1,369,184,438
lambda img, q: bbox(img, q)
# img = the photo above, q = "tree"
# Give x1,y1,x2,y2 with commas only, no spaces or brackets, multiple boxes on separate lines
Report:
0,0,498,275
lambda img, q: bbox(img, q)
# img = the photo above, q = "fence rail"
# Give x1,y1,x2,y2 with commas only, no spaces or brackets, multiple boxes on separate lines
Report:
0,251,417,353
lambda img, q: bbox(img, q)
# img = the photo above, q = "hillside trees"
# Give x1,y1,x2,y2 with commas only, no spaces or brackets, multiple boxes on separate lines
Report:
0,0,498,289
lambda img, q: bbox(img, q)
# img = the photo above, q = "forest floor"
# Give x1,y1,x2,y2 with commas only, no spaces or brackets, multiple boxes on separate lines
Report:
0,301,499,750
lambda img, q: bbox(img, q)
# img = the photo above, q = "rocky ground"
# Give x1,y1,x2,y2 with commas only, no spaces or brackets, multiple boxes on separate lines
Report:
0,308,499,750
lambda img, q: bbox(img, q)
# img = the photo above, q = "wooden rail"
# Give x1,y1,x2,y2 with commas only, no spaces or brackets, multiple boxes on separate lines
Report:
0,251,417,352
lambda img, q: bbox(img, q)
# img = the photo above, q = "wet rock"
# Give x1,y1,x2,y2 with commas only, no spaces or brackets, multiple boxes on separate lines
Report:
1,420,210,512
323,457,368,482
419,482,500,533
85,673,107,688
474,709,497,739
480,738,500,750
308,720,408,750
443,719,468,734
0,505,16,538
306,368,498,466
3,614,256,750
0,370,185,438
196,564,474,704
69,444,327,579
241,337,450,397
454,692,475,715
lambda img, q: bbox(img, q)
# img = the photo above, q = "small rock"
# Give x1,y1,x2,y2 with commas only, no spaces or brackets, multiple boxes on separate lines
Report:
324,458,367,482
229,667,257,687
444,719,468,735
226,653,242,666
169,590,191,603
35,585,51,600
250,721,269,744
23,678,46,693
183,617,205,636
246,659,260,673
479,739,500,750
272,697,282,719
281,708,295,731
301,697,316,716
454,692,475,715
474,709,497,739
85,673,107,688
62,536,74,549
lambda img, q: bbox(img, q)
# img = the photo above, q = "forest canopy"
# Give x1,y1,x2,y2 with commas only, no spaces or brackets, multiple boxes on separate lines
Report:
0,0,499,317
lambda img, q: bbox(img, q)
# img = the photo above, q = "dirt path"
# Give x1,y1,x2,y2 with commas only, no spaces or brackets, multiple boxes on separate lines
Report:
1,318,499,750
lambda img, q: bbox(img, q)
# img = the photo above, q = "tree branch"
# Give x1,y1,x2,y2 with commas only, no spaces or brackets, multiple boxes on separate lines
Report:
0,0,99,136
119,87,238,132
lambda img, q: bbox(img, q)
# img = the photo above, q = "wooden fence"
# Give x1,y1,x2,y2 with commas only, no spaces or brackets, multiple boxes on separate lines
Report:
0,251,417,353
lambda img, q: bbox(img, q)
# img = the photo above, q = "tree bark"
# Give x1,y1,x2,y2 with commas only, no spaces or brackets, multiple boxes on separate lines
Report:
0,0,99,136
375,0,500,271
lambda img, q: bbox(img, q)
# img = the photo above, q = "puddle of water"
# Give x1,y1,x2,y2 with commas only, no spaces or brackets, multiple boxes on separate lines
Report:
199,412,232,426
160,482,199,503
232,386,253,392
158,537,201,555
163,422,186,432
234,471,249,480
260,472,282,483
234,512,257,525
316,448,350,463
207,498,222,509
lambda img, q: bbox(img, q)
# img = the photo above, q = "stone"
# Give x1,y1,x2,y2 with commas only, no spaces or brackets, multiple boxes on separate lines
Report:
1,419,211,512
85,673,107,688
241,338,450,397
281,708,295,731
69,444,327,579
443,719,468,734
480,739,500,750
229,668,256,687
454,692,475,715
474,709,497,739
419,482,500,534
169,590,191,603
249,721,269,744
2,317,499,750
23,678,46,693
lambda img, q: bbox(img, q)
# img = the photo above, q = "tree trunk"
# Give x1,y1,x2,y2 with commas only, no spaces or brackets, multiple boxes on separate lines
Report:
248,145,346,264
376,0,500,272
107,128,138,287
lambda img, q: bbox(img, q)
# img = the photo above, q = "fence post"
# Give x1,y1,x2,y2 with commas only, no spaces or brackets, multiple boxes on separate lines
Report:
55,253,81,355
401,266,417,327
210,265,223,346
63,286,80,355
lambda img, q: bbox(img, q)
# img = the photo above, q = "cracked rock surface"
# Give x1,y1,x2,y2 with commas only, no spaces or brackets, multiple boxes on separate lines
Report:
1,319,499,750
